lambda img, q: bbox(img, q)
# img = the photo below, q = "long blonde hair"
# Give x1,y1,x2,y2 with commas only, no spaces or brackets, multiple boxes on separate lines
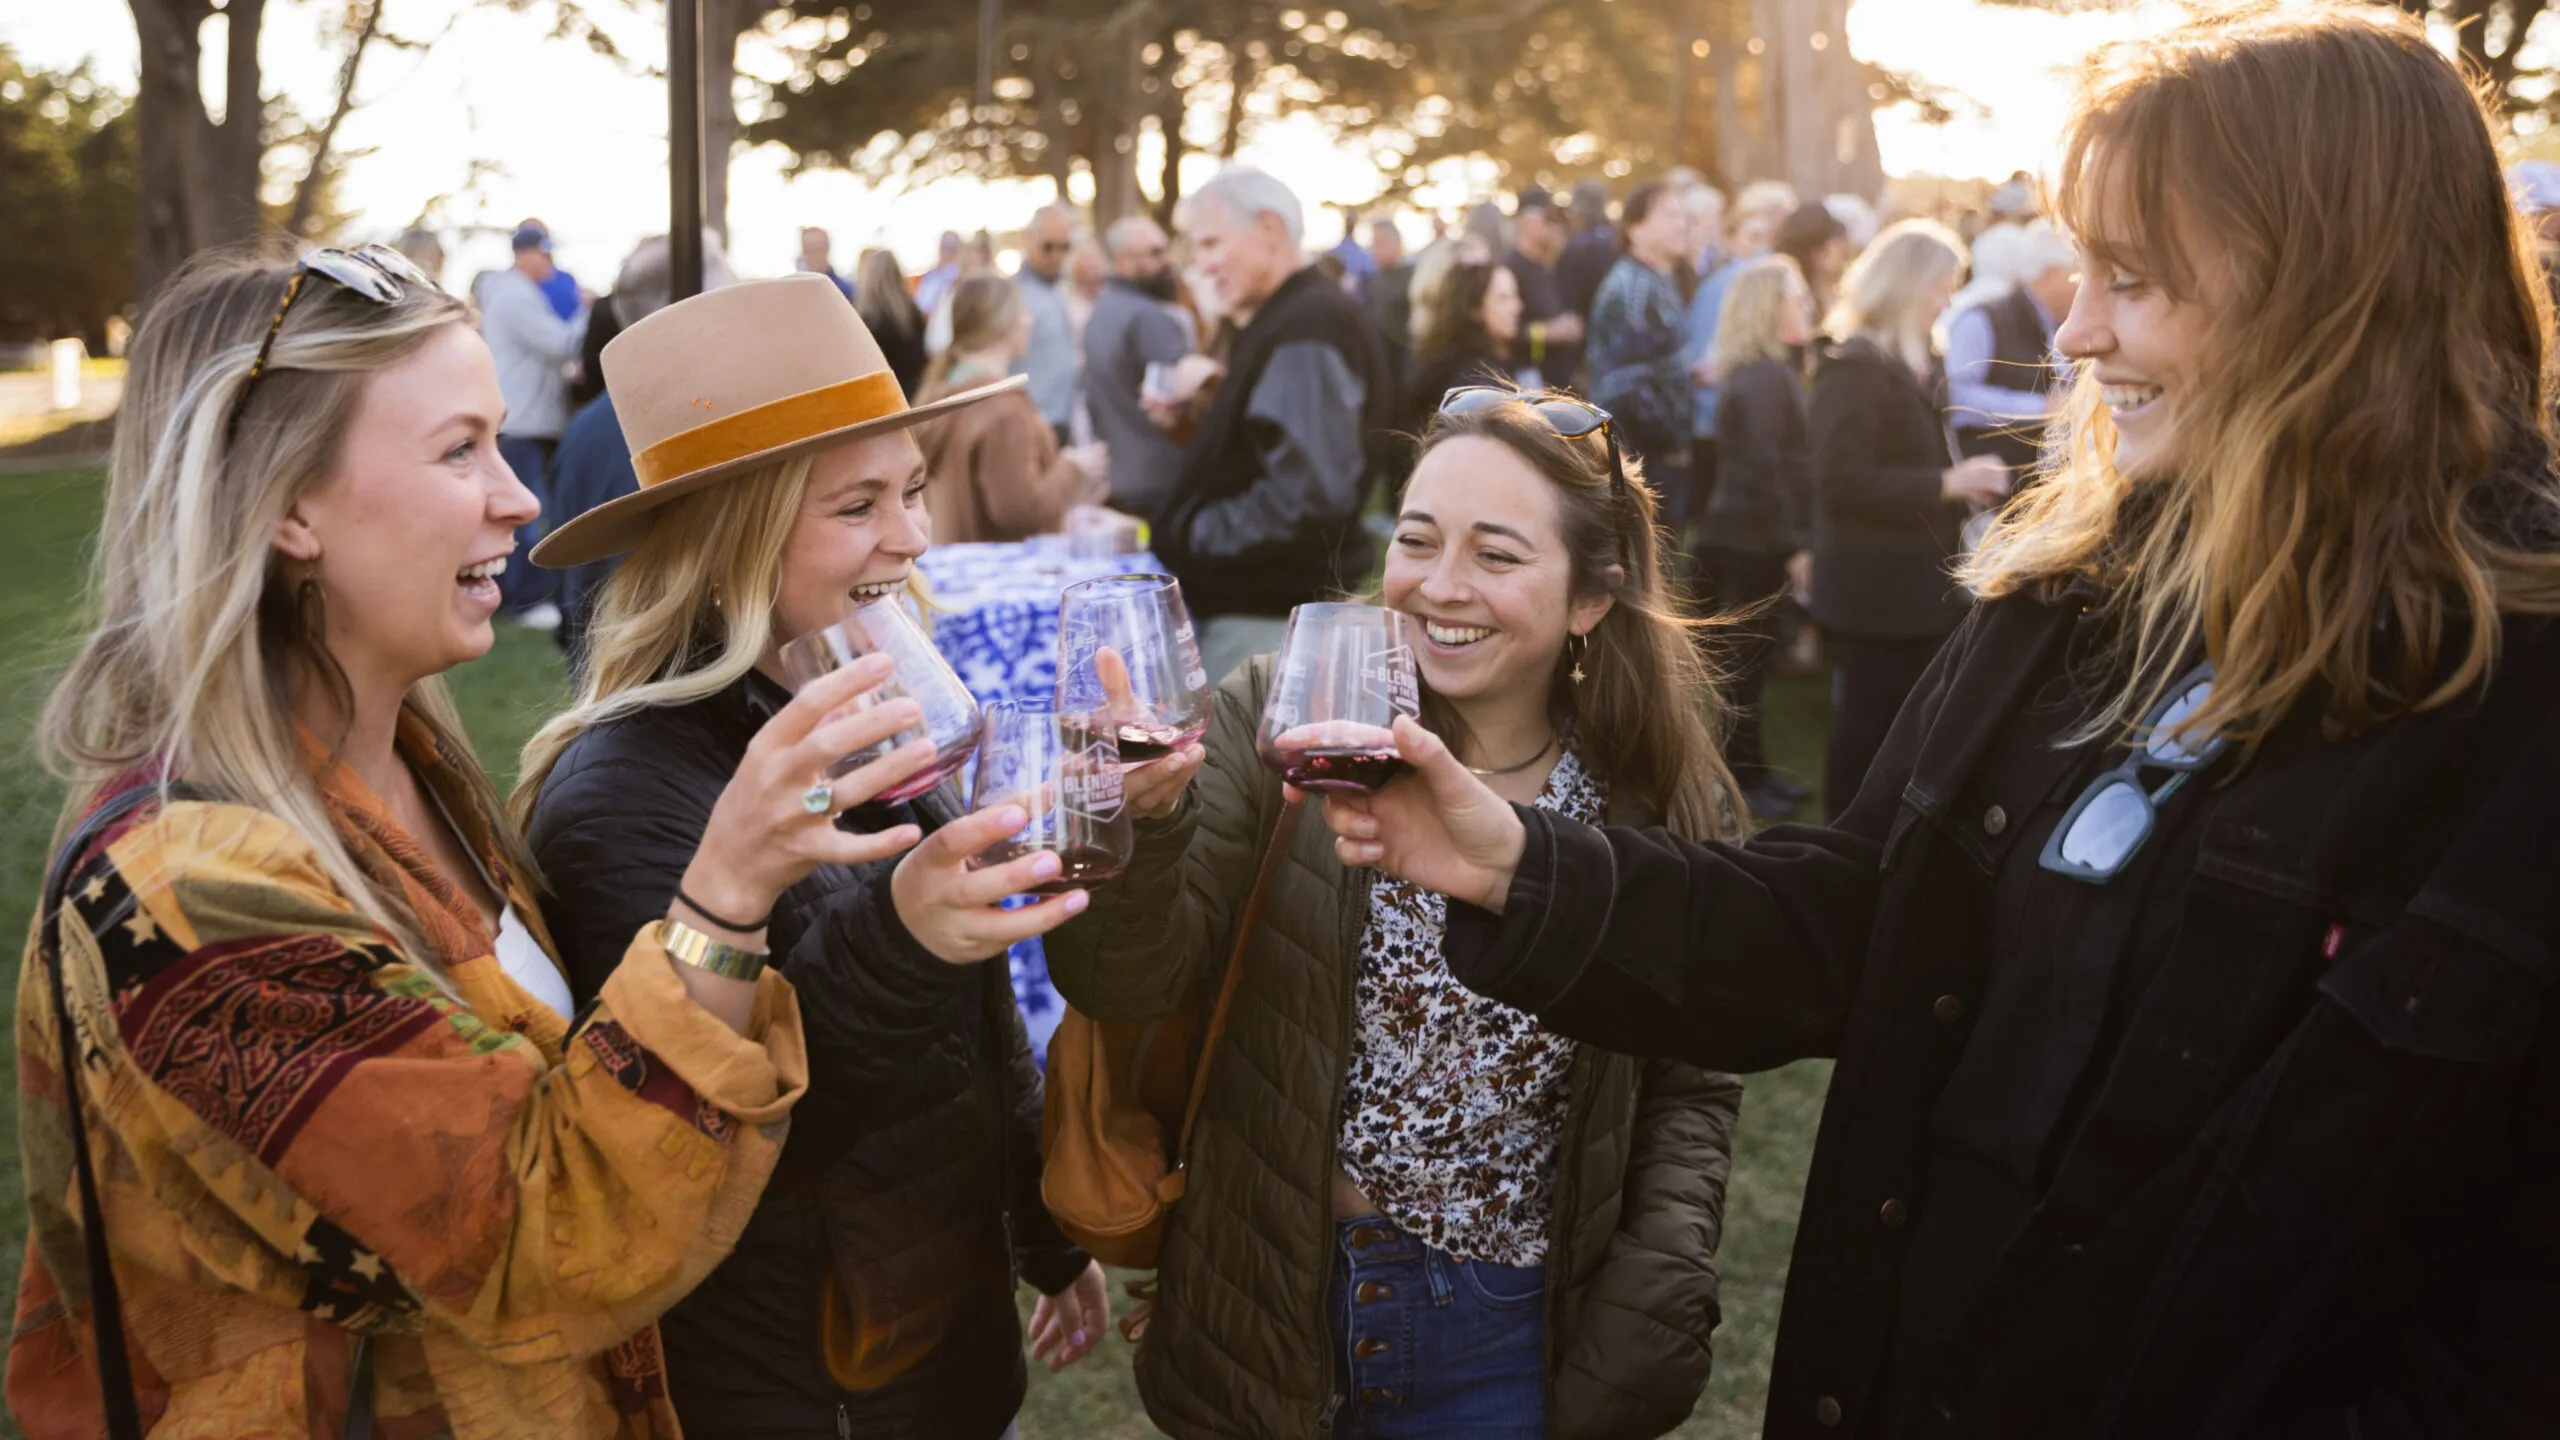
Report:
1826,219,1964,373
511,456,816,819
1711,255,1810,383
1409,394,1743,843
1964,0,2560,756
38,249,529,965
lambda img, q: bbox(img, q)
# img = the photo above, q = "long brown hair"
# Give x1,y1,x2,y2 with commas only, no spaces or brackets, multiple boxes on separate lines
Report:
1408,393,1742,842
1964,0,2560,755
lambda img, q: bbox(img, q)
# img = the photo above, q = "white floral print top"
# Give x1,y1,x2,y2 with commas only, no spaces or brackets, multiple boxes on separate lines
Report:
1335,743,1606,1265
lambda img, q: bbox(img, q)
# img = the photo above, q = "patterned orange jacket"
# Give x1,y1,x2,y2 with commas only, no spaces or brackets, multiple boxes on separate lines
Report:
8,718,809,1439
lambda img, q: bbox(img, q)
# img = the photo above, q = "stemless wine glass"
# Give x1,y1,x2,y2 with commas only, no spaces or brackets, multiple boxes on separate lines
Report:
1056,573,1211,767
1255,603,1421,795
778,596,983,805
967,701,1134,893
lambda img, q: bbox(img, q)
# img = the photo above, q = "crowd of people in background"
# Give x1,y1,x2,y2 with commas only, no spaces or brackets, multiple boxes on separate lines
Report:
453,158,2112,814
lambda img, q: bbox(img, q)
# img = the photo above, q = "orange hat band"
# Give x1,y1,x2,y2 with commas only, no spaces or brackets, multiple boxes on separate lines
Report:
630,370,907,490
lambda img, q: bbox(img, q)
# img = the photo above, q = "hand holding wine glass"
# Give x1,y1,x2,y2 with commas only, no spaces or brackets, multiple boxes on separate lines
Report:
1318,715,1528,914
679,654,939,938
778,597,985,805
889,800,1094,965
964,701,1135,900
1093,645,1205,820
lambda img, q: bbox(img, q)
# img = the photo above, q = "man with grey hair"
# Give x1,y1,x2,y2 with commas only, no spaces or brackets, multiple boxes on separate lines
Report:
1081,215,1197,519
1013,203,1082,439
546,230,735,669
1160,164,1396,681
1947,219,2078,478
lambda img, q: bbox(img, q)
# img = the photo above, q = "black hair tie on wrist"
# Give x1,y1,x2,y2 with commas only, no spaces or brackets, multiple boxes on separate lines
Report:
675,885,772,934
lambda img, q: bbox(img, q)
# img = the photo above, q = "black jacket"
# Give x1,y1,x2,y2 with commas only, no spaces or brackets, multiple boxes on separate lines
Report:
1703,356,1812,555
527,669,1088,1440
1808,337,1970,640
1445,587,2560,1440
1158,265,1396,620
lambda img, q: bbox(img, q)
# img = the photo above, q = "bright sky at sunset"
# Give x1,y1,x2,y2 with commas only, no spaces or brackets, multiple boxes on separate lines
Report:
2,0,2188,290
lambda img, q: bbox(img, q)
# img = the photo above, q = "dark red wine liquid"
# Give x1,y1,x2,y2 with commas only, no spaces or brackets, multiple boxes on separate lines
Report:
977,841,1129,894
1270,747,1408,794
1116,721,1208,766
847,738,976,805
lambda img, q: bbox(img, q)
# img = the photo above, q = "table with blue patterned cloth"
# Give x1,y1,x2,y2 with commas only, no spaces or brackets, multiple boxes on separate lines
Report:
919,541,1165,1066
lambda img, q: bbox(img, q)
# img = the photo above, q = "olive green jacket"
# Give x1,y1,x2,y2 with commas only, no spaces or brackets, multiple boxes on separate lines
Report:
1045,659,1742,1438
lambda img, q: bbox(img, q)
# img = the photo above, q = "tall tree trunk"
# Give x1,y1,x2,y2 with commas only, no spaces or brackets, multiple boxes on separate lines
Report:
1149,25,1186,226
130,0,216,308
1090,23,1146,222
212,0,268,243
1219,45,1256,160
703,0,745,245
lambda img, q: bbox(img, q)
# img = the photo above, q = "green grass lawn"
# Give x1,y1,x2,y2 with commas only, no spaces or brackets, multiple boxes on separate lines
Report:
0,465,1831,1438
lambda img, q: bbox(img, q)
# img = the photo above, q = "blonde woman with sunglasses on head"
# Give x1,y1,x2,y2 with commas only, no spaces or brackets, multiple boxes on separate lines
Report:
1320,6,2560,1435
9,248,936,1439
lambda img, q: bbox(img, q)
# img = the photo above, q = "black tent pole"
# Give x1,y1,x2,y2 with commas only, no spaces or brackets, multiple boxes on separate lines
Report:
669,0,706,300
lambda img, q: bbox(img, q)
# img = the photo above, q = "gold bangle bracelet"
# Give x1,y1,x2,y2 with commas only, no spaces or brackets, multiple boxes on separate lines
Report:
658,917,768,982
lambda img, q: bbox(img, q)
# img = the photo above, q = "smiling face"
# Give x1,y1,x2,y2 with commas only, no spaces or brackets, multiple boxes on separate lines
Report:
271,323,538,695
770,429,934,645
2055,238,2221,482
1383,434,1614,708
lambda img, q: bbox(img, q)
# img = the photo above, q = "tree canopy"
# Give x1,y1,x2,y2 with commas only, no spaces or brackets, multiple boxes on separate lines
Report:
0,48,138,350
739,0,1887,221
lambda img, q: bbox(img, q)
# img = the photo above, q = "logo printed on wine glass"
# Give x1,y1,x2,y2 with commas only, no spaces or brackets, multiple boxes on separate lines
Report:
1058,616,1103,707
1361,645,1419,715
1062,734,1127,821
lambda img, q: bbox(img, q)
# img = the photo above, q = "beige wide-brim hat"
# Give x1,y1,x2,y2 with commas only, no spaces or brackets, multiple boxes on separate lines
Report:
531,272,1024,568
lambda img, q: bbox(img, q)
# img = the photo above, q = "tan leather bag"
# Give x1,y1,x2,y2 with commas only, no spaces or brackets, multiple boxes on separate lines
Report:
1040,801,1299,1271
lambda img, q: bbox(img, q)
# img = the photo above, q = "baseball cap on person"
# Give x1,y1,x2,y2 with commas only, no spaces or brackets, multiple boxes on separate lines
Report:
512,220,554,253
1516,184,1558,217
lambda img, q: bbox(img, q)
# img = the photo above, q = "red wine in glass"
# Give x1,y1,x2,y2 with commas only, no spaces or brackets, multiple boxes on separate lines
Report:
1058,574,1212,766
779,598,984,799
968,702,1134,895
1267,746,1409,795
1254,603,1421,797
974,839,1129,893
874,731,982,805
1114,719,1209,766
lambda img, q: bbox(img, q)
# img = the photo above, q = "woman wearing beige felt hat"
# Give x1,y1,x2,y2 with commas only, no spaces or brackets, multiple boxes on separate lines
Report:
517,273,1154,1439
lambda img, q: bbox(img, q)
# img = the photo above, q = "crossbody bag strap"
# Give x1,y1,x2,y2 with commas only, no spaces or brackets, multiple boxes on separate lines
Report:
40,784,166,1440
41,781,376,1440
1168,797,1302,1179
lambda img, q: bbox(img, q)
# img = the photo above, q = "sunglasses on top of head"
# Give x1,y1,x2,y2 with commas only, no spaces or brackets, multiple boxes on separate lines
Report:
223,244,440,446
1435,385,1631,499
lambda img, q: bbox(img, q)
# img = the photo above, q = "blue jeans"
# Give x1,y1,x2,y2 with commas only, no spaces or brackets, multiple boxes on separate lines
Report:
1327,1216,1547,1438
496,434,557,612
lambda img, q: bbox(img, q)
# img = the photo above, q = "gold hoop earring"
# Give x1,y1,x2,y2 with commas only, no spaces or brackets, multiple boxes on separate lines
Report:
1568,632,1589,686
709,582,723,612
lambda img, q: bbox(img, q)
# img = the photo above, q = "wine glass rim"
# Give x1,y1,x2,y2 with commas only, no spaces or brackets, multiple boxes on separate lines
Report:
1063,571,1179,593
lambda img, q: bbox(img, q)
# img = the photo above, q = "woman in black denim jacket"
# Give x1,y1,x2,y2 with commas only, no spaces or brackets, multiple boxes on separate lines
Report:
1314,7,2560,1437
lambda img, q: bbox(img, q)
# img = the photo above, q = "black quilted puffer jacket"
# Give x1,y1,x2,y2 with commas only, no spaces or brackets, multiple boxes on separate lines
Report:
527,667,1088,1440
1044,657,1744,1439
